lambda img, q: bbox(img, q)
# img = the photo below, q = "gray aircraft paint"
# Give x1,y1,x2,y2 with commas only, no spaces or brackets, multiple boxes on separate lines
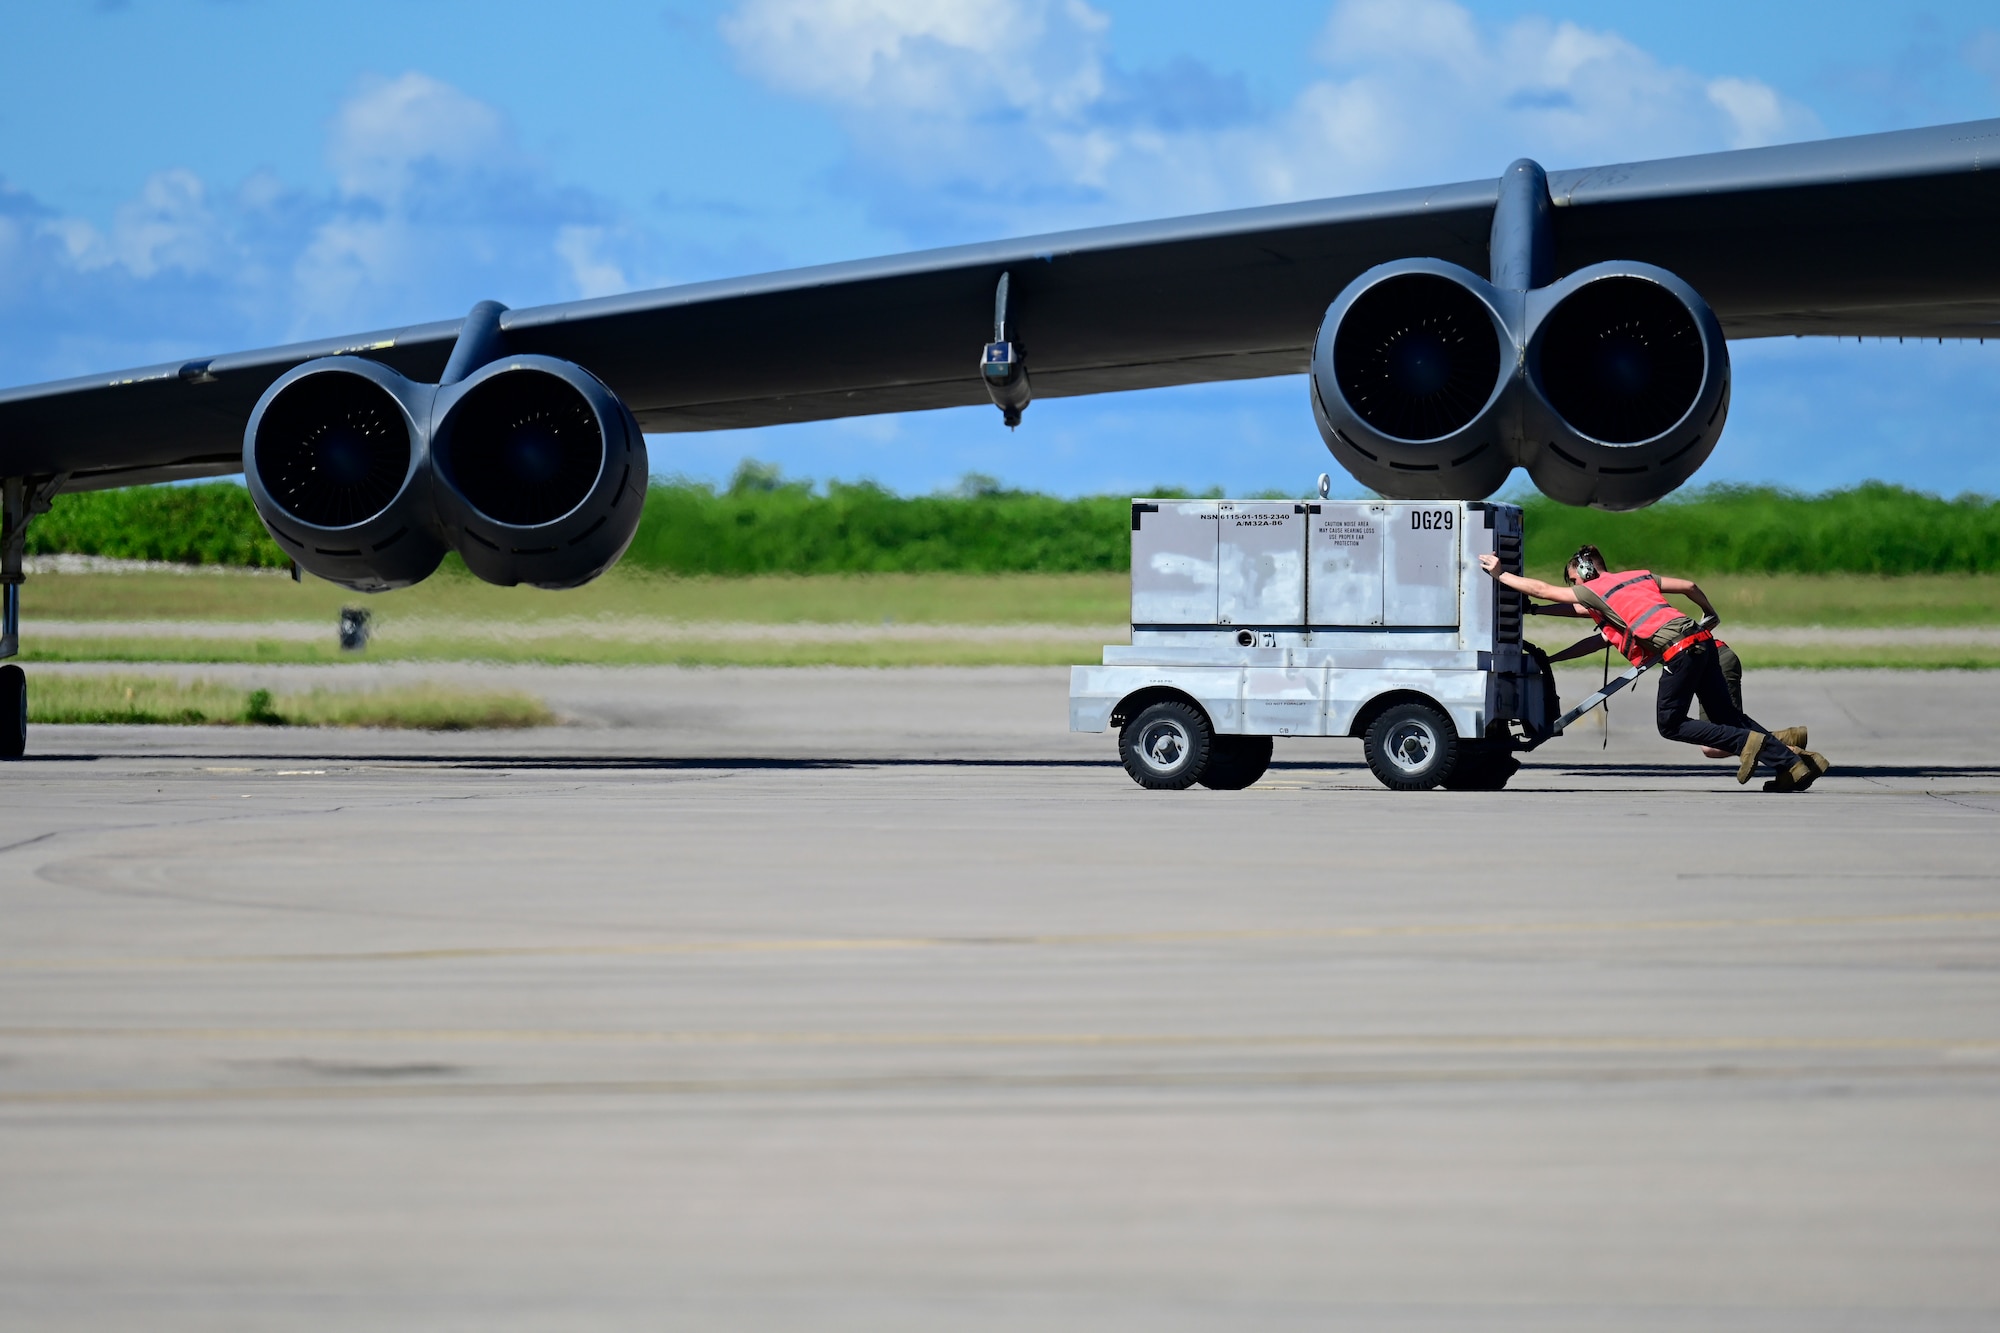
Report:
3,117,2000,495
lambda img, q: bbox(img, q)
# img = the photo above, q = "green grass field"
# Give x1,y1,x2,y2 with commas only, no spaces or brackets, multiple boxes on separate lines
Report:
23,476,2000,669
15,565,2000,668
30,675,555,728
20,564,1130,626
27,565,2000,629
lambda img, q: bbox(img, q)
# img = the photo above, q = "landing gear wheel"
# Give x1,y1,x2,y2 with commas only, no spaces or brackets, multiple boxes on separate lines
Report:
1198,734,1273,790
1442,742,1519,791
1363,700,1458,792
1118,700,1212,790
0,664,24,760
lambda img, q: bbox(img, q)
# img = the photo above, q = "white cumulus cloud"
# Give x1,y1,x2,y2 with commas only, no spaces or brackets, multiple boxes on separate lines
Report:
326,72,517,204
724,0,1107,117
0,72,661,382
722,0,1822,235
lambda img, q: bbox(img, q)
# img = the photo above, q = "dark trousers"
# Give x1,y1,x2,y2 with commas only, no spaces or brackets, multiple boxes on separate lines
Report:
1655,641,1791,771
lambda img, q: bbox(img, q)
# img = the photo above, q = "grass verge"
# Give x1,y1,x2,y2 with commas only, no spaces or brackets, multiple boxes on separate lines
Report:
1720,644,2000,671
19,636,1100,668
19,566,1132,626
29,675,556,728
26,568,2000,629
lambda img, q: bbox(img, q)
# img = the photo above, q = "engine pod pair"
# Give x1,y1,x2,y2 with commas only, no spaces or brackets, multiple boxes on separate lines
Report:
244,354,647,592
1310,257,1731,511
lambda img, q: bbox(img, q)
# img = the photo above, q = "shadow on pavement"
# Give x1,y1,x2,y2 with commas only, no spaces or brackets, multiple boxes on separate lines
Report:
19,754,2000,782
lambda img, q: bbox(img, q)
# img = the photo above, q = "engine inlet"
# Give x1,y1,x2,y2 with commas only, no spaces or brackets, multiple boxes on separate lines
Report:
1332,274,1504,442
251,372,413,528
1535,276,1706,445
436,370,606,527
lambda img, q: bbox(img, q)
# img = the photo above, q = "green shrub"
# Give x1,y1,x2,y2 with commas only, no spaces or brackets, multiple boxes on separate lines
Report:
29,483,288,568
30,472,2000,578
1519,483,2000,577
623,465,1132,574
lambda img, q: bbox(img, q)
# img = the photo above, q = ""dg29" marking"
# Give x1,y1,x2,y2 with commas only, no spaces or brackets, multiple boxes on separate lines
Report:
1411,509,1454,530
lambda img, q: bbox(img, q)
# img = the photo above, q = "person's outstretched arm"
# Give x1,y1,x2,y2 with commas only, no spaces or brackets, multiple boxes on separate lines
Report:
1529,601,1591,618
1476,552,1578,602
1656,575,1718,625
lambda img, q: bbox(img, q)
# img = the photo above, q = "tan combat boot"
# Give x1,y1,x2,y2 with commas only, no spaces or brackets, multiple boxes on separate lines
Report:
1737,732,1766,785
1774,726,1808,748
1764,751,1831,794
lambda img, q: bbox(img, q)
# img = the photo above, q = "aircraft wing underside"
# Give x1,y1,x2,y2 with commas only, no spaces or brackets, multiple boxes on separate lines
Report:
5,116,2000,493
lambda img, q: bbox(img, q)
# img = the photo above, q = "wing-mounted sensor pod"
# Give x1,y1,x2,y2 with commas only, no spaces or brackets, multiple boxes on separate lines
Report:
982,271,1031,429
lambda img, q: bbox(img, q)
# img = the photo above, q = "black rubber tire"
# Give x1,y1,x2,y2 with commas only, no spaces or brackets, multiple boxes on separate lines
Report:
1198,734,1273,790
1118,700,1213,790
0,664,24,760
1441,742,1519,791
1362,700,1458,792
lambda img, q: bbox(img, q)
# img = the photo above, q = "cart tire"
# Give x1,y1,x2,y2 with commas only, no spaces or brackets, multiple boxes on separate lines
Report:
1363,700,1458,791
0,664,24,760
1442,743,1518,791
1118,700,1212,790
1198,735,1273,790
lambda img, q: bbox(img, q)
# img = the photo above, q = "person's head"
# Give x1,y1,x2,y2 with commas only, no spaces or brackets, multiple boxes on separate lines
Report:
1564,544,1608,585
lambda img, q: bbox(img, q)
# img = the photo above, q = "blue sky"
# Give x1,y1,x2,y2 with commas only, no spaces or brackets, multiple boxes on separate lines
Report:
3,0,1999,498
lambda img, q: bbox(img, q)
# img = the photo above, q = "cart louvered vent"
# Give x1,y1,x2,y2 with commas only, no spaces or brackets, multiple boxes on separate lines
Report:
1495,526,1524,646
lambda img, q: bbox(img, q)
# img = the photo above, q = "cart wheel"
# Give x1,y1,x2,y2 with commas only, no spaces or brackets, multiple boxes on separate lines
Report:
1118,700,1212,790
1441,742,1519,791
0,664,24,760
1363,700,1458,792
1198,734,1273,790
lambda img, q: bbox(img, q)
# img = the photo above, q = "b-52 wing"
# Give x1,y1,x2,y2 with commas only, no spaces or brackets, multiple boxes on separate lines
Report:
2,116,1999,498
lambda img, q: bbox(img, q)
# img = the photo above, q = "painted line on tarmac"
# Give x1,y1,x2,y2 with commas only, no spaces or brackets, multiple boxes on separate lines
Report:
2,1027,1996,1053
2,907,1998,971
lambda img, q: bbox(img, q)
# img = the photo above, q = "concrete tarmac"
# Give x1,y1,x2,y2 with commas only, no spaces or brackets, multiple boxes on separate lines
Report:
3,666,1998,1329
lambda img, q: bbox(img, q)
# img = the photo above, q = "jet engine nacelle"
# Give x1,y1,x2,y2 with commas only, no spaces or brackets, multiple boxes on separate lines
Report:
1311,258,1730,511
244,358,446,592
1309,259,1517,502
430,356,646,589
1517,262,1730,510
244,355,647,592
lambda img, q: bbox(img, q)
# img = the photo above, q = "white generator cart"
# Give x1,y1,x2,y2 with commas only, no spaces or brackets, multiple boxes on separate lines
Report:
1070,498,1554,792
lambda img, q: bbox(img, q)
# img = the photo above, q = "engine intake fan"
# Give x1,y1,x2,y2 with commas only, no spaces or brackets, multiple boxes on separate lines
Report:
243,359,445,591
430,356,647,589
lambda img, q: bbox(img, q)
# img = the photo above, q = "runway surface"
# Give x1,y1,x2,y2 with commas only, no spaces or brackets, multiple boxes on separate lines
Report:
3,666,1998,1329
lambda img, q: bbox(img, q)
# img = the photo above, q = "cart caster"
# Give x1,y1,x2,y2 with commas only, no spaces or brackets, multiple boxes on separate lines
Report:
0,663,24,759
1199,734,1273,790
1118,700,1212,790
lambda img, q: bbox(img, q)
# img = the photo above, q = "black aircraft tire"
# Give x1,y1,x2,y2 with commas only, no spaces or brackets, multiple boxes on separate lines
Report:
0,664,24,760
1442,743,1519,791
1363,701,1459,792
1118,700,1213,791
1198,734,1273,790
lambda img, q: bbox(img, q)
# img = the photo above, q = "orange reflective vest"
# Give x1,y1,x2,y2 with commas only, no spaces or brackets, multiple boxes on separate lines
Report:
1579,569,1708,665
